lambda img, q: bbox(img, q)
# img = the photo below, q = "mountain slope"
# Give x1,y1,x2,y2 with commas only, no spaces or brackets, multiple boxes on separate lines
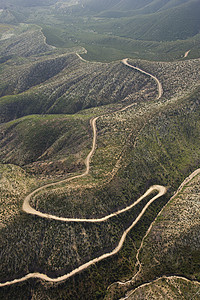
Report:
0,27,157,123
0,76,200,300
81,0,193,13
140,171,200,282
0,114,91,176
0,0,57,8
0,2,200,299
94,0,200,42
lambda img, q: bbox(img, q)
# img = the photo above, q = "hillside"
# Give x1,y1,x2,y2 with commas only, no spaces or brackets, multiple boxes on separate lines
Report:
0,114,91,177
112,170,200,299
0,26,158,123
59,0,200,42
0,69,200,300
74,0,195,15
0,0,58,8
0,2,200,300
141,171,200,283
125,276,200,299
1,1,200,61
0,48,200,299
92,0,200,42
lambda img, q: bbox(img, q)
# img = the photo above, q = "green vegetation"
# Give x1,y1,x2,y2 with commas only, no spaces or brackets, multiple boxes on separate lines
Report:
0,2,200,299
41,23,200,62
0,74,200,300
1,0,200,62
0,163,36,228
128,173,200,298
93,0,200,42
123,276,200,300
0,114,91,176
0,36,157,122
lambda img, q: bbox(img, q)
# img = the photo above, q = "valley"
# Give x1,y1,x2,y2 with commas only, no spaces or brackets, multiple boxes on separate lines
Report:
0,1,200,299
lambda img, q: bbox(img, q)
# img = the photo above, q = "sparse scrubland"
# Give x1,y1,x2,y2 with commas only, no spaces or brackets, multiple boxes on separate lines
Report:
0,114,91,177
0,18,200,300
141,172,200,282
128,58,200,100
0,51,157,122
0,163,36,228
125,276,200,300
111,172,200,300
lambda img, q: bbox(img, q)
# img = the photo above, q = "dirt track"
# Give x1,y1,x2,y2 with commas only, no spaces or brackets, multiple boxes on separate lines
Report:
0,185,166,287
122,58,163,100
0,55,166,287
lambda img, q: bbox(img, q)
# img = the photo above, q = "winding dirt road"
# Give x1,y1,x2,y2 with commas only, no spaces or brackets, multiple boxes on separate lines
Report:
184,50,191,58
123,275,200,300
0,185,166,288
23,116,99,222
0,55,165,287
108,168,200,299
122,59,163,100
23,58,163,222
